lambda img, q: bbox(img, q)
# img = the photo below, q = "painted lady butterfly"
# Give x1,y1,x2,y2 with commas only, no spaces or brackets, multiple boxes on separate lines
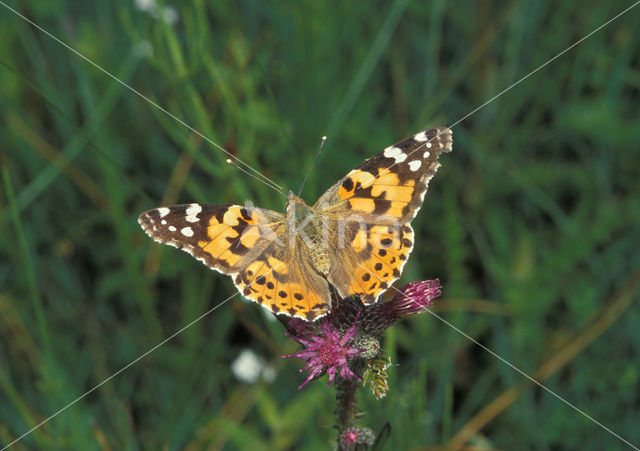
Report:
139,127,452,320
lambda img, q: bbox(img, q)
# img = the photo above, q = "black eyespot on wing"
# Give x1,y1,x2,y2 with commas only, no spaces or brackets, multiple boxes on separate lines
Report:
342,177,354,191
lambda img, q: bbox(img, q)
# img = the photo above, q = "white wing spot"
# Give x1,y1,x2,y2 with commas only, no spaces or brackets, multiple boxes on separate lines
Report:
158,207,170,218
414,131,427,142
408,160,422,171
168,225,177,232
181,227,194,237
423,150,430,158
161,219,167,225
394,152,407,164
383,146,402,159
426,142,432,148
185,203,202,223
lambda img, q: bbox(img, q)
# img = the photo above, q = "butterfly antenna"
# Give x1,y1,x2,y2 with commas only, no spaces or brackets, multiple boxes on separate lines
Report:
225,159,287,197
297,136,327,197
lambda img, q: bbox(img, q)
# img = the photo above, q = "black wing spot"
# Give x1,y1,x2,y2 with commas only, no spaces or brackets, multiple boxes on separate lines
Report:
374,263,383,271
294,293,304,300
342,177,354,192
362,273,371,281
215,209,226,223
278,290,288,298
373,198,391,215
267,281,274,289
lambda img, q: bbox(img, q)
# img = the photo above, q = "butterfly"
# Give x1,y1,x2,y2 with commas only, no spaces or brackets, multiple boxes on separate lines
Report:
139,127,452,321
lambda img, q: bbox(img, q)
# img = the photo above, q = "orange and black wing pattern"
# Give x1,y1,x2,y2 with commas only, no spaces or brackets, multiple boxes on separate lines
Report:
315,127,452,224
316,127,452,302
138,203,282,273
138,203,331,320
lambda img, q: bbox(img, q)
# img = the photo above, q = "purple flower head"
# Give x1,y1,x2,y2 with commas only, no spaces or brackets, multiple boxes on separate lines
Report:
392,279,441,317
283,312,362,389
359,279,442,335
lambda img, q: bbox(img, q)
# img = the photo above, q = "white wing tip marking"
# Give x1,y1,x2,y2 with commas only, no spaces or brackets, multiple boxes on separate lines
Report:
414,131,427,142
383,146,402,158
185,203,202,223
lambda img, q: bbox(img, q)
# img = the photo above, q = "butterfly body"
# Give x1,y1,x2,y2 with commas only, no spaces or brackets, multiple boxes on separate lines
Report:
286,193,332,275
139,127,452,320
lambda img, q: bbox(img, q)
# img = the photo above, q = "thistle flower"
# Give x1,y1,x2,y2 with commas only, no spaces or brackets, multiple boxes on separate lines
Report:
391,279,441,317
283,313,362,389
361,279,441,335
281,279,443,448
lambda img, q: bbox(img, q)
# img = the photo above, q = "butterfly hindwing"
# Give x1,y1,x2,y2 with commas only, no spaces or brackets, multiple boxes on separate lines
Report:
326,221,415,304
233,239,331,320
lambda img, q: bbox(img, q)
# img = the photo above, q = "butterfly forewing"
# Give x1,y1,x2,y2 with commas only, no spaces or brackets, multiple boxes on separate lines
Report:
138,203,285,272
314,127,452,223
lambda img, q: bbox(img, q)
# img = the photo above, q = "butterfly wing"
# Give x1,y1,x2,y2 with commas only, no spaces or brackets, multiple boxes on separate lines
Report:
138,203,283,273
232,237,331,320
138,203,331,320
314,127,452,303
324,220,416,304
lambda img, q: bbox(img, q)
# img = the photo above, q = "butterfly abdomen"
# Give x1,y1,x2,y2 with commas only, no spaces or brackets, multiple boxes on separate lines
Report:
308,237,331,276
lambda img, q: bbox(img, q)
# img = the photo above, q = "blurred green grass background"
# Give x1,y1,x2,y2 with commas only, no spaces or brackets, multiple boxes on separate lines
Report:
1,1,639,449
